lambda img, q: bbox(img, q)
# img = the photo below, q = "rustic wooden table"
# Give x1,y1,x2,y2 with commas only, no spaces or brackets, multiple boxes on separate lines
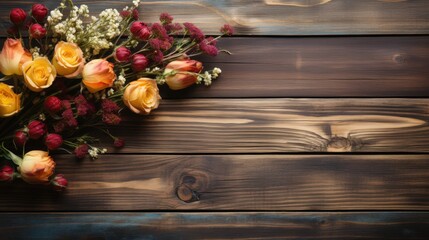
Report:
1,0,429,239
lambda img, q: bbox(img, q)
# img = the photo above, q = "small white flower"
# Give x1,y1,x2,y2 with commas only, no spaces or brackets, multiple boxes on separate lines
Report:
107,89,115,96
133,0,141,7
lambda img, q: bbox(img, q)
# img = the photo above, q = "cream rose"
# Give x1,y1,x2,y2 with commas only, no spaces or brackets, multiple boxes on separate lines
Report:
0,38,32,76
123,78,161,114
82,59,116,93
52,41,85,78
22,57,57,92
0,83,21,117
19,150,56,184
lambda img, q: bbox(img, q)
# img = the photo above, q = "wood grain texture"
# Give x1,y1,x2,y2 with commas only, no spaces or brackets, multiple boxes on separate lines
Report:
0,212,428,239
1,0,429,35
107,98,429,153
1,154,428,211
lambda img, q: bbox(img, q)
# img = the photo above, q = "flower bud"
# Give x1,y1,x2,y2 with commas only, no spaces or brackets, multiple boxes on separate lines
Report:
51,174,68,191
10,8,27,25
44,96,62,113
164,60,203,90
0,165,14,182
114,46,131,62
130,21,151,40
132,54,148,72
28,120,46,139
113,138,125,148
14,130,28,147
45,133,63,150
31,4,48,22
120,9,139,20
74,144,88,159
29,23,46,39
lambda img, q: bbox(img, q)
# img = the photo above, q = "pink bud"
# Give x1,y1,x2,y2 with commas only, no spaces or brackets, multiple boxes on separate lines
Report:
130,21,151,40
29,23,46,39
164,60,203,90
132,54,149,72
14,131,28,147
28,120,46,140
44,96,62,113
114,46,131,62
0,165,15,182
45,133,63,150
31,4,48,22
10,8,27,25
114,138,125,148
51,174,68,191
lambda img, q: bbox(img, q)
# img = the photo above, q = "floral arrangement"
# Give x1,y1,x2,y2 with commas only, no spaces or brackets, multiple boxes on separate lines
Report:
0,0,233,191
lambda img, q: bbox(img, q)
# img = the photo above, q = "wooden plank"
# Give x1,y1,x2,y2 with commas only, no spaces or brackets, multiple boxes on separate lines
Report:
108,98,429,153
1,0,429,35
1,154,428,211
0,212,428,239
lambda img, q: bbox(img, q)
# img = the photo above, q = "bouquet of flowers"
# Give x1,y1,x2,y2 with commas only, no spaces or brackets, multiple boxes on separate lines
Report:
0,0,233,191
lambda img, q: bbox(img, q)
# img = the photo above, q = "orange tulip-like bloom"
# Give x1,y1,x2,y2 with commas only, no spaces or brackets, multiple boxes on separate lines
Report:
52,41,85,78
19,150,56,184
0,38,32,76
0,83,21,117
82,59,116,93
22,57,57,92
164,60,203,90
123,78,161,115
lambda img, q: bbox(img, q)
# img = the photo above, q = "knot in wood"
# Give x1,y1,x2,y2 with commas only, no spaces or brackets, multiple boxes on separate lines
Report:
393,54,406,64
176,185,200,203
327,136,352,152
175,171,209,203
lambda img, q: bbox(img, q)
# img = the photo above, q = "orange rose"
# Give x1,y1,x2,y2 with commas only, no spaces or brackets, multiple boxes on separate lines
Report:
164,60,203,90
19,150,55,184
52,41,85,78
82,59,116,93
22,57,57,92
0,38,32,76
123,78,161,114
0,83,21,117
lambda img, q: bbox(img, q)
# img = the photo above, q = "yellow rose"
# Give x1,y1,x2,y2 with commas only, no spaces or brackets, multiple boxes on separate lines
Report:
0,38,32,76
82,59,116,93
123,78,161,114
52,41,85,78
19,150,55,184
0,83,21,117
22,57,57,92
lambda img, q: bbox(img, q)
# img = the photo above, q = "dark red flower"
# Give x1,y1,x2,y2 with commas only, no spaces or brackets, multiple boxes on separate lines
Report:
132,54,149,72
113,138,125,148
150,23,169,40
183,22,205,42
14,131,28,147
165,23,183,33
130,21,151,40
61,100,71,109
74,95,95,116
53,121,66,133
114,46,131,62
28,120,46,140
44,96,62,113
51,174,68,191
0,165,14,182
29,23,47,39
200,37,218,56
152,50,164,63
120,9,139,20
31,4,48,22
101,99,120,113
10,8,27,25
45,133,63,150
149,38,171,51
62,109,78,127
102,113,121,125
74,144,88,158
220,24,234,36
160,13,173,25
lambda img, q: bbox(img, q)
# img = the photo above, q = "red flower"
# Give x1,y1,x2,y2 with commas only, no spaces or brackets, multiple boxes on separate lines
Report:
44,96,62,113
160,13,173,25
102,113,122,125
152,50,164,63
51,174,68,191
120,9,139,20
29,24,47,39
114,46,131,62
183,22,205,41
10,8,27,25
45,133,63,150
132,54,149,72
220,24,234,36
61,100,71,109
165,23,183,33
149,38,171,51
101,99,120,113
74,144,88,158
53,121,66,133
14,131,28,147
28,120,46,140
0,165,15,182
150,23,169,40
199,37,218,56
113,138,125,148
31,4,48,22
62,109,78,127
130,21,151,40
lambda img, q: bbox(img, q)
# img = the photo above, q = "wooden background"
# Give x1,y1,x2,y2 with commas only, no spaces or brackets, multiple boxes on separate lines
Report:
1,0,429,239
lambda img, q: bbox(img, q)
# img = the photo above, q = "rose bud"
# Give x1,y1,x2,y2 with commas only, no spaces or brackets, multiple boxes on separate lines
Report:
45,133,63,150
10,8,27,25
14,130,28,147
29,23,47,39
0,38,32,76
114,46,131,62
44,96,62,113
131,54,148,72
28,120,46,139
0,165,15,182
19,150,55,184
74,144,89,159
164,60,203,90
130,21,151,40
31,4,48,22
51,174,68,191
82,59,116,93
113,138,125,148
